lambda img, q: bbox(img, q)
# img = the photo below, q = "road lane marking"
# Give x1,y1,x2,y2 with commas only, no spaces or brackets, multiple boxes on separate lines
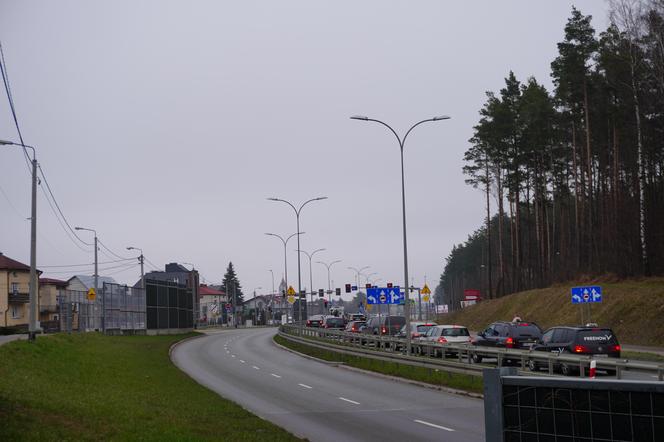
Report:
253,366,260,370
414,419,455,432
339,397,360,405
240,360,246,363
298,383,312,389
231,355,236,358
271,373,282,378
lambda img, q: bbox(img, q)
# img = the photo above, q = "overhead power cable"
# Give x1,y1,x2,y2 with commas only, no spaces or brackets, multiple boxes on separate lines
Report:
39,257,135,268
0,41,31,172
97,239,132,260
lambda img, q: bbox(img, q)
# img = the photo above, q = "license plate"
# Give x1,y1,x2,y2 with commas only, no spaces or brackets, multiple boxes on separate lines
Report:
594,354,609,358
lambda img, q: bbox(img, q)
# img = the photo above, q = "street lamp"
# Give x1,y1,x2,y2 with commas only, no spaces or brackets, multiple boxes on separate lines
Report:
296,248,325,314
265,232,302,323
1,140,38,341
74,226,98,296
267,196,327,335
126,246,144,289
348,266,370,291
351,114,450,354
317,259,342,305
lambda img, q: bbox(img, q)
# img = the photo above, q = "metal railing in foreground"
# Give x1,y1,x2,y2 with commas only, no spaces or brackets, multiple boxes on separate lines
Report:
279,325,664,381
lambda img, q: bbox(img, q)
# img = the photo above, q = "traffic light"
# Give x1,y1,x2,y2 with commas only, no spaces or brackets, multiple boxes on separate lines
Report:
387,282,393,288
345,283,351,293
324,299,328,308
365,283,371,289
281,289,286,298
335,287,341,296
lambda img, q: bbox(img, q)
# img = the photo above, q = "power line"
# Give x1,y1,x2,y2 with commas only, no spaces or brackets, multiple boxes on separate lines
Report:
0,41,31,172
37,164,92,247
144,257,161,271
39,257,135,268
97,239,132,260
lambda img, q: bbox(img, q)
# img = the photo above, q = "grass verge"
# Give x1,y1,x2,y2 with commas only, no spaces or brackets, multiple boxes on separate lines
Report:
622,351,664,363
0,333,299,441
274,334,483,395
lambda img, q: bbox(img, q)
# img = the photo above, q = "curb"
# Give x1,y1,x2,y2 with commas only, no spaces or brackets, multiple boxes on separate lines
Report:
168,332,206,358
272,334,343,366
273,333,483,399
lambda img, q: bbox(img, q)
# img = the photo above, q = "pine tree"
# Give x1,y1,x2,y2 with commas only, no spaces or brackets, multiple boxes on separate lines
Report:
221,262,245,304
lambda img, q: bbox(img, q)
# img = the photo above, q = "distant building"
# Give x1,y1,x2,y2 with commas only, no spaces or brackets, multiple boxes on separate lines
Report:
140,263,200,324
66,275,117,292
38,278,67,323
199,284,226,322
0,253,41,328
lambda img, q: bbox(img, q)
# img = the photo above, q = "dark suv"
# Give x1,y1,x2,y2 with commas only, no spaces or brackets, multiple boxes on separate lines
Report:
362,316,406,336
322,316,345,329
529,326,621,375
472,321,542,363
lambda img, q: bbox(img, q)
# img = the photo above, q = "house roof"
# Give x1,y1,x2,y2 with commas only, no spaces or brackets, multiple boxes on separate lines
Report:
0,253,32,272
200,284,225,296
39,278,68,287
67,275,117,290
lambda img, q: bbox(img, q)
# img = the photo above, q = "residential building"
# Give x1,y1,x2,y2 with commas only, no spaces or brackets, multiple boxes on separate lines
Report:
66,275,117,293
199,284,226,322
0,253,41,328
38,278,66,322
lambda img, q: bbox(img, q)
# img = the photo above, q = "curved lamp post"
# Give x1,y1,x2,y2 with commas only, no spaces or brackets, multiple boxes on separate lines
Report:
268,196,327,335
351,114,450,354
297,248,326,313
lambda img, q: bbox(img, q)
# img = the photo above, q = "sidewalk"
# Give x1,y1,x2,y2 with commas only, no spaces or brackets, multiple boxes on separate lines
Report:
0,334,28,346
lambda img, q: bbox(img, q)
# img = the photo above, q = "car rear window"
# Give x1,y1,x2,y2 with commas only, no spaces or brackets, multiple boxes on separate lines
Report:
442,327,470,337
416,325,435,333
577,330,618,344
385,316,405,326
512,324,542,337
326,318,344,326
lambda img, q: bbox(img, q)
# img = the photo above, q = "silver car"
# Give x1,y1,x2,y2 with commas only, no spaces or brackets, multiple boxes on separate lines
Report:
421,325,472,357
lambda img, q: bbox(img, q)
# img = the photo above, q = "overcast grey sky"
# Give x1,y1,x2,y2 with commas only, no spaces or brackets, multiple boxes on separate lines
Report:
0,1,609,299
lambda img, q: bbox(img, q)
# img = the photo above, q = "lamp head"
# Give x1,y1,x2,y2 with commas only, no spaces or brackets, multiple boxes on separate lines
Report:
350,115,369,121
433,115,451,121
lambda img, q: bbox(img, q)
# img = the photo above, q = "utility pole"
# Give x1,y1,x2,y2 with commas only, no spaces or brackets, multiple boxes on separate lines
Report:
127,247,145,289
1,141,39,341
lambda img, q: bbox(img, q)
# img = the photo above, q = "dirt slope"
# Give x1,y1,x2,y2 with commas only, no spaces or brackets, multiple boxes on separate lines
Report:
439,278,664,346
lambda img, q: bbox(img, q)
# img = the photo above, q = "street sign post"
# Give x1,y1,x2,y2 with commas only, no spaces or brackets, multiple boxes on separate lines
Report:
366,287,403,305
571,286,602,304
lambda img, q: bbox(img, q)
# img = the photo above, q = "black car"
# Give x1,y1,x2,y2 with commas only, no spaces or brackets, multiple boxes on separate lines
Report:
529,326,621,375
322,316,345,329
362,315,406,336
472,321,542,363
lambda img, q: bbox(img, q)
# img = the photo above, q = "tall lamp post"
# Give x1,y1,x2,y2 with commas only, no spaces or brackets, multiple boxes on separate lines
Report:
267,196,327,335
317,259,341,307
1,140,38,340
351,114,450,354
265,231,302,320
126,246,144,289
296,248,325,314
348,266,370,291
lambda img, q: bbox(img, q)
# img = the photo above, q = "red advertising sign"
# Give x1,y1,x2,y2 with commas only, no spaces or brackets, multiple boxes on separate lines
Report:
464,289,481,300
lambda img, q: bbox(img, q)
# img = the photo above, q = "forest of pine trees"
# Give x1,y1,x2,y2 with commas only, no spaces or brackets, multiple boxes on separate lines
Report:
440,1,664,310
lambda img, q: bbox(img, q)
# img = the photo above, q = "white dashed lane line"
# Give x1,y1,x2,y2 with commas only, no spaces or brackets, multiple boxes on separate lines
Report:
239,360,246,363
298,383,312,389
231,355,236,358
252,366,260,370
338,397,360,405
414,419,455,432
271,373,282,378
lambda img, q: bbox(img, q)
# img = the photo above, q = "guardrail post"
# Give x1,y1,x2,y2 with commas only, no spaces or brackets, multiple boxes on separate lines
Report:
616,363,623,380
548,358,553,375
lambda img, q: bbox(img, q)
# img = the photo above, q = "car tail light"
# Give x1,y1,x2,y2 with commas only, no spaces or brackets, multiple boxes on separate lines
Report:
381,326,387,334
611,345,621,352
574,345,590,353
518,323,530,326
505,337,514,348
437,337,447,343
412,332,420,338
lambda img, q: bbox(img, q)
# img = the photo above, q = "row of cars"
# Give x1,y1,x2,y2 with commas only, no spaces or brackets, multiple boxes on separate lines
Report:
305,314,622,375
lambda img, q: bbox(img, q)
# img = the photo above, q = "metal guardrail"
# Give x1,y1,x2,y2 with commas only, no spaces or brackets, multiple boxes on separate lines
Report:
279,325,664,381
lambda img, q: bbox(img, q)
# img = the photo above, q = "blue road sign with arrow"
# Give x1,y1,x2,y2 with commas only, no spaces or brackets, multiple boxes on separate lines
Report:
366,287,403,304
571,286,602,304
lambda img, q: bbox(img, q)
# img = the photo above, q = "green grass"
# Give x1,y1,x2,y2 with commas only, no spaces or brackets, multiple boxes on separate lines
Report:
274,334,483,395
0,333,299,441
622,351,664,363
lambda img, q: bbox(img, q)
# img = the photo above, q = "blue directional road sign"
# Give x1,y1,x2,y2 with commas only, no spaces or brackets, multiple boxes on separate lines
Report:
366,287,403,305
571,286,602,304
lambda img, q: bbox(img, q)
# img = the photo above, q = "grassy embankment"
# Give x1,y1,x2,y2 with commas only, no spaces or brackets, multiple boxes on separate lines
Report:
439,278,664,347
0,333,299,441
273,334,483,394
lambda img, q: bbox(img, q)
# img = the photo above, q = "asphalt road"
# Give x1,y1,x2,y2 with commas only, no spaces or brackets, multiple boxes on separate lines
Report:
172,328,485,442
